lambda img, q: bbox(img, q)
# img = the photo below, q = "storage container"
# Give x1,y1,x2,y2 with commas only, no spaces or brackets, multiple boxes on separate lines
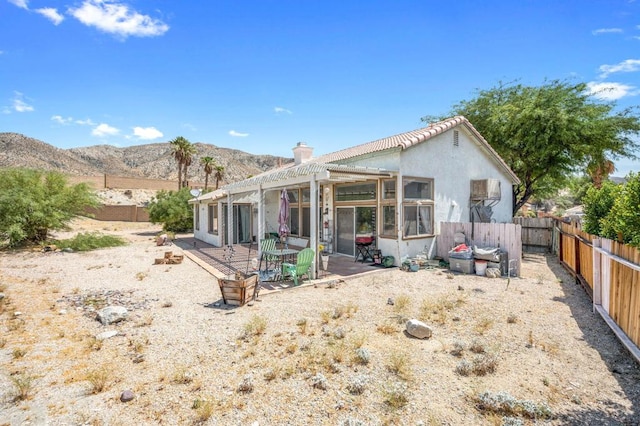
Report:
450,258,474,274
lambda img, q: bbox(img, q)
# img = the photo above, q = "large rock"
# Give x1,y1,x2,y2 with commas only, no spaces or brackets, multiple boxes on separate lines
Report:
96,306,128,325
406,319,432,339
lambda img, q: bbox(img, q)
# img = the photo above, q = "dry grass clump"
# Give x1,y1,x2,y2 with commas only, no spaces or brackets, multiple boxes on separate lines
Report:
192,397,215,422
12,347,27,359
376,320,398,334
242,315,267,339
392,294,411,313
171,366,194,384
386,351,412,381
11,372,36,401
86,367,110,394
419,293,466,325
474,317,494,335
455,353,498,376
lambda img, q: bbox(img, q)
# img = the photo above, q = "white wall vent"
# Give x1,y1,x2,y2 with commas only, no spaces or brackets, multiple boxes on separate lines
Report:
453,130,459,147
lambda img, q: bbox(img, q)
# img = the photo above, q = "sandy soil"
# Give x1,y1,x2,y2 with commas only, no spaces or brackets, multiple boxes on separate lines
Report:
0,218,639,425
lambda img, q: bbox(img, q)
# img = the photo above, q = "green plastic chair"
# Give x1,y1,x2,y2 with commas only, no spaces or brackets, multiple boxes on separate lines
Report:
282,248,315,286
260,239,278,269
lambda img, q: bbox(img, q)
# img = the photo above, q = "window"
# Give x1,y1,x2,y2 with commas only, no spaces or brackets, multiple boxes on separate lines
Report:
195,204,200,231
289,206,300,235
302,207,311,237
380,179,396,237
402,177,434,238
335,182,376,202
208,204,218,235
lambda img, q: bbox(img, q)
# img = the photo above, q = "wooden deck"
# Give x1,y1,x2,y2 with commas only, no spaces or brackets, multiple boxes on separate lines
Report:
173,237,392,295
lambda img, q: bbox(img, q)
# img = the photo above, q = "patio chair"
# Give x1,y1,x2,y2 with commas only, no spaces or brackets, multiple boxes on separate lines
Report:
260,238,279,271
282,248,315,286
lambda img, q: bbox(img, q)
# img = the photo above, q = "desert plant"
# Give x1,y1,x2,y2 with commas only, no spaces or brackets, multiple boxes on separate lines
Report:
243,315,267,338
86,368,110,394
382,381,409,409
11,373,35,401
296,318,308,334
507,314,518,324
346,375,368,395
474,317,494,335
393,294,411,313
455,359,472,376
469,340,486,354
192,397,214,422
450,340,465,357
353,347,371,365
475,390,552,419
376,321,397,334
387,351,412,381
310,373,328,390
237,374,254,393
0,168,99,246
147,188,194,232
172,366,194,384
12,347,27,359
472,353,498,376
54,232,126,252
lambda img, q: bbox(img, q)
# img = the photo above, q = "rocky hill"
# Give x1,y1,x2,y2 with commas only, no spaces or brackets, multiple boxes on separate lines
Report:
0,132,292,185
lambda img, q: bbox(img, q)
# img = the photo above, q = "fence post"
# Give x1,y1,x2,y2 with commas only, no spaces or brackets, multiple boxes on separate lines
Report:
593,238,601,312
574,232,581,285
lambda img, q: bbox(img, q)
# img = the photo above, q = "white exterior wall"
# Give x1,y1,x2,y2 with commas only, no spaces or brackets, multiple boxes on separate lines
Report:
397,127,514,259
192,201,223,246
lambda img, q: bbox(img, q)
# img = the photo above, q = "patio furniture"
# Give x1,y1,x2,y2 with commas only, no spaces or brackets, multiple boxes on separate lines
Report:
258,239,279,271
355,236,374,263
261,248,300,282
282,248,315,286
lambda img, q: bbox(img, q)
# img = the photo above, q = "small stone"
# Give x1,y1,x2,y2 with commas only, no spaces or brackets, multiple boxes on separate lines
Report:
387,298,394,305
62,247,74,253
120,390,134,402
58,309,67,315
0,292,5,300
96,330,118,341
133,354,145,364
14,311,22,317
406,319,432,339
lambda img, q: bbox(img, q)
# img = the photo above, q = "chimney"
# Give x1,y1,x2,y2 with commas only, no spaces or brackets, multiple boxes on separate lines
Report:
292,141,313,165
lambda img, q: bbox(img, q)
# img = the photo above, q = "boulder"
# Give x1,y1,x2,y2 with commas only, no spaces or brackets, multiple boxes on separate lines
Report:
96,306,128,325
406,319,432,339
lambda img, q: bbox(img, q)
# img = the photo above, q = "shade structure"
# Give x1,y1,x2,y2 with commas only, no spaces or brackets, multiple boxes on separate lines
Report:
278,188,290,238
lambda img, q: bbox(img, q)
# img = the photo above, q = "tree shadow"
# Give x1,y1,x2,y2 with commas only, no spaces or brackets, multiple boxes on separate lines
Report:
544,254,640,424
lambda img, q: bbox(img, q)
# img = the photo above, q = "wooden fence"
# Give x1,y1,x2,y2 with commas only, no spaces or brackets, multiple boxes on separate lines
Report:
556,220,640,362
438,222,522,276
513,217,554,253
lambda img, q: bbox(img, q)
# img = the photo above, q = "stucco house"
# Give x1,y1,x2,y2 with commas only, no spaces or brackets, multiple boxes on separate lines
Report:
190,116,520,278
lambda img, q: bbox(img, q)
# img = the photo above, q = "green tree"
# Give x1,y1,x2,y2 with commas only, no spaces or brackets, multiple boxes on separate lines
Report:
169,136,196,189
213,164,225,190
147,188,194,233
200,156,216,190
428,80,640,214
582,180,621,236
0,168,99,247
600,172,640,246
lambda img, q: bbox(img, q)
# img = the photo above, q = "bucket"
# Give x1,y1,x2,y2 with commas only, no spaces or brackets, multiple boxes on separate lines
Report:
475,260,488,276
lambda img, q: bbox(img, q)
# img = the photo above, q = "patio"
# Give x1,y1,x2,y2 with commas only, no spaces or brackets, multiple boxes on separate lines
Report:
173,236,390,294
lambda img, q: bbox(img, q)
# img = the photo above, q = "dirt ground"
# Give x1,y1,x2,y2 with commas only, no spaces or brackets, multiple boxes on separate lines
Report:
0,218,639,425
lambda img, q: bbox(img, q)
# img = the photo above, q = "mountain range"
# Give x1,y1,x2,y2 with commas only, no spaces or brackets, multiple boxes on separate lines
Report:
0,132,293,186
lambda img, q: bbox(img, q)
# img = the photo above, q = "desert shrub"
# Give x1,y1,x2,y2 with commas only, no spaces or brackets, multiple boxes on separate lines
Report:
455,359,472,376
475,390,552,419
11,373,35,401
0,168,98,247
354,347,371,365
310,373,328,390
346,375,368,395
382,382,409,409
147,187,194,232
54,232,126,251
243,315,267,338
86,368,110,394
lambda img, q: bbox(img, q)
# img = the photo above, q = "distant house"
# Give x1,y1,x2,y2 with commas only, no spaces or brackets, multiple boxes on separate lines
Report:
190,116,520,278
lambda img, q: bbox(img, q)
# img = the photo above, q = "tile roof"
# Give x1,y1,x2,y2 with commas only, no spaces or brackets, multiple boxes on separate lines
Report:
312,115,520,184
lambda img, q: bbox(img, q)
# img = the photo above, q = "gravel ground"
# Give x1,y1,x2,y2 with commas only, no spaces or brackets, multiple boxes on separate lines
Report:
0,219,639,425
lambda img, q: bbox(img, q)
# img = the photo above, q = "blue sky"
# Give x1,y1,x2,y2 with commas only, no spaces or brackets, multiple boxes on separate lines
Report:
2,0,640,176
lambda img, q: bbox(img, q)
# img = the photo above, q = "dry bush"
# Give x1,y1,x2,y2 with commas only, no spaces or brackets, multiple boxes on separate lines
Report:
474,317,494,335
507,314,518,324
450,340,465,357
386,351,412,381
242,315,267,339
393,295,411,313
469,340,486,354
376,321,398,335
296,317,308,334
171,366,194,384
134,313,154,328
11,372,35,401
382,382,409,409
12,347,27,359
86,368,110,394
192,397,214,422
472,353,498,376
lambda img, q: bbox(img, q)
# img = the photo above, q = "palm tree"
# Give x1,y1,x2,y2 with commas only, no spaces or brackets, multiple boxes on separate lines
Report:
169,136,190,189
200,156,216,190
182,142,197,188
587,156,616,189
214,164,225,189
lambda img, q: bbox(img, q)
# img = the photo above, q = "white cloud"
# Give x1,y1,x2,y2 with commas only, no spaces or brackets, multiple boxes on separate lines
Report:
75,118,96,126
92,123,120,137
51,115,73,124
11,92,34,112
36,8,64,25
592,28,623,35
586,81,638,100
598,59,640,78
229,130,249,137
182,123,197,131
68,0,169,39
274,106,292,114
8,0,28,9
133,126,163,140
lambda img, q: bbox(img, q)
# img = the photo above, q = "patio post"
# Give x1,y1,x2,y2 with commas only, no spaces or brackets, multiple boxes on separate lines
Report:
310,175,318,279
